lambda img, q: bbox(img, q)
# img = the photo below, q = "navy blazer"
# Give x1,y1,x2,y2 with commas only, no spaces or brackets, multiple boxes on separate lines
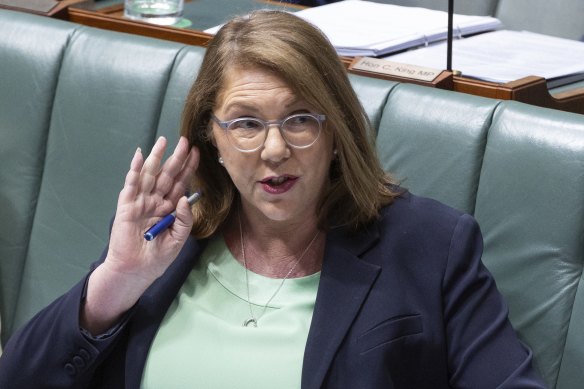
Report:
0,192,547,388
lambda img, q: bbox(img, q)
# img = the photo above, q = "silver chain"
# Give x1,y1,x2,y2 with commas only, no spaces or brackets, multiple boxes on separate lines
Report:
238,210,319,327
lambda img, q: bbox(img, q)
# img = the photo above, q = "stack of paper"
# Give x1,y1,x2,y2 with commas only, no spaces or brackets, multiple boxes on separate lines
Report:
387,30,584,88
294,0,502,57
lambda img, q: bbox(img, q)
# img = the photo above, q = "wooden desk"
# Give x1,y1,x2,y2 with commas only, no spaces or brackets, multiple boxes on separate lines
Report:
454,75,584,114
68,0,301,47
69,1,213,47
65,1,584,114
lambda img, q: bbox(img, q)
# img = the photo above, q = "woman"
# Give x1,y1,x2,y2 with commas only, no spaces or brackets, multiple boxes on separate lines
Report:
0,10,546,389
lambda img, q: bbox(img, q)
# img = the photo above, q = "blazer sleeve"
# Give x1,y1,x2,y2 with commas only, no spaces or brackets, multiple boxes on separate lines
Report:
443,214,547,388
0,249,132,389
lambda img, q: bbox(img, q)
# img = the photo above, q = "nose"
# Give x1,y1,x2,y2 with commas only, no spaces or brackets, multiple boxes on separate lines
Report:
260,124,290,162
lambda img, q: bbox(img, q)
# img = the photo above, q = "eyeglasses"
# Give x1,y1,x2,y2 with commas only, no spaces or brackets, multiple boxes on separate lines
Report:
211,113,326,152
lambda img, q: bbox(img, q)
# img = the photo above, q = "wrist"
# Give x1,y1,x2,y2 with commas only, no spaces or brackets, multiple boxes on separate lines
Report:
80,263,150,335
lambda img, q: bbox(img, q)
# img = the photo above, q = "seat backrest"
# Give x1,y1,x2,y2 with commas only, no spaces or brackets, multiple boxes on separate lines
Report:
376,83,499,214
0,13,79,345
495,0,584,40
0,9,207,342
474,102,584,388
376,83,584,388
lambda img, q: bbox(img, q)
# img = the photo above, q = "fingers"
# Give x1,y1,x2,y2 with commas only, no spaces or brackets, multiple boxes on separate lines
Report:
118,147,144,206
140,136,167,194
152,137,191,198
165,146,200,204
118,136,198,216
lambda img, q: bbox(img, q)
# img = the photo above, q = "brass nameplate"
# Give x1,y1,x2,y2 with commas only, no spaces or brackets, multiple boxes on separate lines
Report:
350,57,442,82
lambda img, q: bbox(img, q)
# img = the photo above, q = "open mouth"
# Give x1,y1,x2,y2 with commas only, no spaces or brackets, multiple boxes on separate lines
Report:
261,175,295,187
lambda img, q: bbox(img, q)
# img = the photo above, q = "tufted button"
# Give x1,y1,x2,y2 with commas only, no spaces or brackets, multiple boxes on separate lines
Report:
78,348,90,361
73,355,86,369
64,363,77,376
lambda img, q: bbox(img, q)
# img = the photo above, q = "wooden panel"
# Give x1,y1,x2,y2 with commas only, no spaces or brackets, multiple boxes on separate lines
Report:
68,5,212,46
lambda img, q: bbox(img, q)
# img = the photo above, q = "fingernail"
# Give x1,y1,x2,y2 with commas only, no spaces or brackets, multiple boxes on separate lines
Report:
136,147,142,154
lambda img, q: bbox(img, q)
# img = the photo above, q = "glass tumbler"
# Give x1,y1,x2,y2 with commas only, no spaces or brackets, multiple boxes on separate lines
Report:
124,0,184,26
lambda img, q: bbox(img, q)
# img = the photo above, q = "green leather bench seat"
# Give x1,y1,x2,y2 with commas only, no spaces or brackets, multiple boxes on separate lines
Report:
376,86,584,387
1,9,583,389
475,103,584,388
0,16,79,347
0,10,206,337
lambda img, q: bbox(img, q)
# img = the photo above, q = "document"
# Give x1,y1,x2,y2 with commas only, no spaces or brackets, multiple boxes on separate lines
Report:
0,0,57,13
386,30,584,88
293,0,502,57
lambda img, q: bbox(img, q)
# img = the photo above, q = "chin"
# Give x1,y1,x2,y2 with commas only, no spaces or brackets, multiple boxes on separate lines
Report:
255,202,307,223
260,208,295,222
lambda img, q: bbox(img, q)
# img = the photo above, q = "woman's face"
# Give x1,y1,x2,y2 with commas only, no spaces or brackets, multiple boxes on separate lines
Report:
211,66,335,226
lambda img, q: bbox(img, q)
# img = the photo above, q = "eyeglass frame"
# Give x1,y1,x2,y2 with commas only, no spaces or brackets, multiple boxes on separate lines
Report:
210,113,326,152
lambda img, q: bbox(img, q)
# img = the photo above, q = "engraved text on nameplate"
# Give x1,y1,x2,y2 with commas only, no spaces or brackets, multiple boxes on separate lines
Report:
350,57,441,82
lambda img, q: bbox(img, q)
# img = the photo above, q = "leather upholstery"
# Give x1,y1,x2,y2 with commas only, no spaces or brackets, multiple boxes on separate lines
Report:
476,103,584,387
0,14,78,348
1,8,583,388
376,84,499,214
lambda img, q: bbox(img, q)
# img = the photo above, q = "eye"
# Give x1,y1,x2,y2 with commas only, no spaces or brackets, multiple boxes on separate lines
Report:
231,118,263,131
287,115,310,125
284,114,319,134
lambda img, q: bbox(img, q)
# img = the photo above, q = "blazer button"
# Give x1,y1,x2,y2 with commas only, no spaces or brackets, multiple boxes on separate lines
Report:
78,348,90,361
64,363,77,376
73,355,86,369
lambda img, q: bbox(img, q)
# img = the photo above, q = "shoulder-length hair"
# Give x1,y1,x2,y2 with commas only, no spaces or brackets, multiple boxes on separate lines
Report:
181,10,398,238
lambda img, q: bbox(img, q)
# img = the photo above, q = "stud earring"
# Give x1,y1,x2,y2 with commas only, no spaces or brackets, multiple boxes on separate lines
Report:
218,156,224,165
333,149,338,156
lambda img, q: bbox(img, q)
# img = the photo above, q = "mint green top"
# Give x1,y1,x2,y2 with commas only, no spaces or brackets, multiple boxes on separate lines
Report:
141,236,321,389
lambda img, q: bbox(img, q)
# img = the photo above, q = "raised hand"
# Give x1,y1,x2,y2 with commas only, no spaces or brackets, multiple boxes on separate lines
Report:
81,136,199,335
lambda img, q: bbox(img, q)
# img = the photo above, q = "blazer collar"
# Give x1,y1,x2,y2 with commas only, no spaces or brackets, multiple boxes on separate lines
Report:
302,221,382,389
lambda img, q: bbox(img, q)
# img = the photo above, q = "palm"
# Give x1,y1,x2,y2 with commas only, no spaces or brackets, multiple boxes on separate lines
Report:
105,136,199,283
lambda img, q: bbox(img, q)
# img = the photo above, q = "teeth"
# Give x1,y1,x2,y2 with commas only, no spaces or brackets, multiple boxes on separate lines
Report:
270,176,287,185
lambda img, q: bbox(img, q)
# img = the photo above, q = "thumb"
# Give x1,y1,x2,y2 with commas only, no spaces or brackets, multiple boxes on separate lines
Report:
172,195,194,234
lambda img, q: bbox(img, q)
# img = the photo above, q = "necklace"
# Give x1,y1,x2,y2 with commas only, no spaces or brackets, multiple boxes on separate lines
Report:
238,211,320,327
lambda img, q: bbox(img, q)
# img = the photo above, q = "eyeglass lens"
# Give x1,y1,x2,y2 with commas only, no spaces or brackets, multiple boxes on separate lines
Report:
227,114,321,151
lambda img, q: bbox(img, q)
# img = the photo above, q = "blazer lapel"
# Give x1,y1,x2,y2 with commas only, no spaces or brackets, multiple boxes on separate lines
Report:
124,237,206,388
302,224,381,389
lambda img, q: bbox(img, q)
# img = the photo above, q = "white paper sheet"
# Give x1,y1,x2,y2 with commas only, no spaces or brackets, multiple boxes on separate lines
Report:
294,0,502,57
386,30,584,87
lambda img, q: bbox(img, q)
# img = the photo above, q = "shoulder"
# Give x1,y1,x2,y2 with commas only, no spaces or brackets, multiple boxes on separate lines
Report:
380,190,477,234
363,190,482,268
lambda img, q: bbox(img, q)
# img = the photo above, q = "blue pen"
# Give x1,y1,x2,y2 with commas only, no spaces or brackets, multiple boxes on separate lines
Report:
143,192,202,241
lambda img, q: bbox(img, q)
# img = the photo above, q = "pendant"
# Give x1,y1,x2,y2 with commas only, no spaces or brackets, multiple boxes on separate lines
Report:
243,318,258,327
